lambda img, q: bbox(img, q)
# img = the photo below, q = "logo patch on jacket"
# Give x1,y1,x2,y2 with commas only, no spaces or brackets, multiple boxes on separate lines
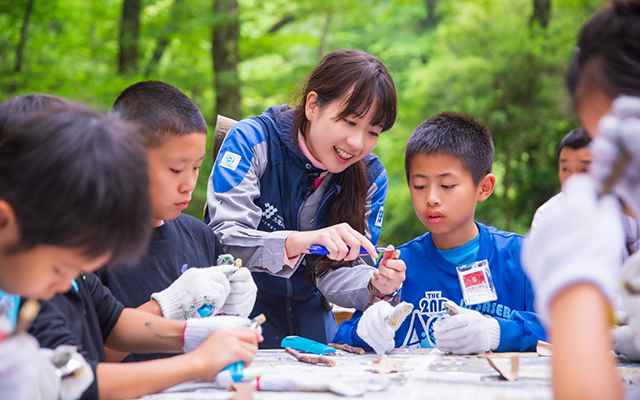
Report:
375,206,384,227
219,151,242,171
262,202,286,230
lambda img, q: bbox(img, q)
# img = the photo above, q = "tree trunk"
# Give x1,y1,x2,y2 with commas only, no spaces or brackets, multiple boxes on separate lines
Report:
530,0,551,29
119,0,141,75
212,0,242,120
144,0,184,78
317,11,332,59
14,0,35,74
422,0,438,29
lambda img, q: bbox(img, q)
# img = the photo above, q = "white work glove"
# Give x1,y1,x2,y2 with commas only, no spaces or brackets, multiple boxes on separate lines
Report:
621,251,640,357
356,301,396,355
42,345,94,400
216,265,257,318
151,267,231,320
182,315,251,353
612,325,640,361
521,175,625,326
432,301,500,355
0,333,59,400
591,95,640,219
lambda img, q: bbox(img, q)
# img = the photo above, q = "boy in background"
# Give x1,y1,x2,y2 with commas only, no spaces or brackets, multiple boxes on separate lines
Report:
97,81,257,362
0,98,152,399
334,111,545,355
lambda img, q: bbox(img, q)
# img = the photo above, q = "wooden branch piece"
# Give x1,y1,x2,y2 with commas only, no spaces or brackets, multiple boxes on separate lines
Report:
284,347,335,367
328,343,365,355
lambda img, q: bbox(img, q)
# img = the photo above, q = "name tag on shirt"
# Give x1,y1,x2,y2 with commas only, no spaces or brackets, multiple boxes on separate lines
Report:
456,259,497,305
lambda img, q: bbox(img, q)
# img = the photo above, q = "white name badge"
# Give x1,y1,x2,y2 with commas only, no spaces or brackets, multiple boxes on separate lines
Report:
456,259,498,306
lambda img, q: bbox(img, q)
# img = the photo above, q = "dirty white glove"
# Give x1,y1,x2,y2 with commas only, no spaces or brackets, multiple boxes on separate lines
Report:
182,315,251,353
621,251,640,356
612,325,640,361
356,301,395,355
522,175,625,325
433,301,500,355
151,267,231,320
216,266,257,318
591,95,640,218
0,333,59,400
43,345,94,400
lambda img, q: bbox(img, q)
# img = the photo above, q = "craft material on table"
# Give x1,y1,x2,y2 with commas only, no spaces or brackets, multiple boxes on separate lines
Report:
371,354,416,374
138,348,640,399
307,245,388,256
284,347,336,367
280,335,336,355
362,249,400,312
328,343,365,355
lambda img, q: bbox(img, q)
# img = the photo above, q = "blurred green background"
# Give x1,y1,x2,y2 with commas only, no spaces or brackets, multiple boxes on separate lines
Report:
0,0,604,245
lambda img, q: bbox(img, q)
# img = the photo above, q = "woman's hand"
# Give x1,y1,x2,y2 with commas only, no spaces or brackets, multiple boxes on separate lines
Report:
370,245,406,295
285,223,378,261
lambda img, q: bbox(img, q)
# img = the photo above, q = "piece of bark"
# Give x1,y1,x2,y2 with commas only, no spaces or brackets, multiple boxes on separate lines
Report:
372,354,416,373
328,343,365,355
483,355,519,381
284,347,335,367
536,340,553,357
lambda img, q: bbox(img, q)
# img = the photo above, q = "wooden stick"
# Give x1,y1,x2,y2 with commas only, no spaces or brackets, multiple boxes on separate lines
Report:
328,343,365,355
284,347,335,367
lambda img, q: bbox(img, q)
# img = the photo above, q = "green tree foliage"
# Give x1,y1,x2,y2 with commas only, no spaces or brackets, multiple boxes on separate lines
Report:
0,0,605,246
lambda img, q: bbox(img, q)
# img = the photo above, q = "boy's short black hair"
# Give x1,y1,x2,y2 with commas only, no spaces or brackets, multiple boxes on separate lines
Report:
111,81,207,148
0,94,71,136
405,111,494,185
0,105,152,266
557,127,591,161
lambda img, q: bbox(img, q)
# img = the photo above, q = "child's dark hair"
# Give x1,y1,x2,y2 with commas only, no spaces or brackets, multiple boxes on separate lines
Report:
557,127,591,161
405,111,494,185
0,105,152,266
0,94,71,136
292,49,397,279
111,80,207,148
567,1,640,104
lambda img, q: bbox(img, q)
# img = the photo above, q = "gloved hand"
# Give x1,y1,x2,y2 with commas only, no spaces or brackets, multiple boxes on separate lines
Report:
151,267,231,320
521,175,625,325
621,251,640,356
432,301,500,355
42,345,94,400
0,333,59,400
612,325,640,361
356,301,395,355
183,315,251,353
216,265,257,318
591,95,640,218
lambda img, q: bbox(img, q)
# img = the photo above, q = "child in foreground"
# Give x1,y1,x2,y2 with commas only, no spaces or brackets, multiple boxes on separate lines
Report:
522,2,640,399
0,97,152,399
98,80,257,362
334,111,545,355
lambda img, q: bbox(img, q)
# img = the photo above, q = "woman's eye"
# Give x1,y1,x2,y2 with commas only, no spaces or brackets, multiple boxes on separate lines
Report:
413,185,426,190
344,119,356,126
170,168,182,174
368,131,380,138
442,185,455,189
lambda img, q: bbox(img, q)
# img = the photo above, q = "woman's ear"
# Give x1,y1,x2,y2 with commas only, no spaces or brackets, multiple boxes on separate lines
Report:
0,200,19,247
304,91,319,122
477,173,496,202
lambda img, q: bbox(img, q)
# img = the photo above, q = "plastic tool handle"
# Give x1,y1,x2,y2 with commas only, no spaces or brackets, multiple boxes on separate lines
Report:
307,245,386,256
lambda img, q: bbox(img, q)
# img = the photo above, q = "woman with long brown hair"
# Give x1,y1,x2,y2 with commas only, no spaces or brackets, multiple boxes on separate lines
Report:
206,49,405,347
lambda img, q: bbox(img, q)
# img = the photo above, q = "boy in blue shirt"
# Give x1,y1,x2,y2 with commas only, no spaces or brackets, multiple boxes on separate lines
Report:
334,111,545,355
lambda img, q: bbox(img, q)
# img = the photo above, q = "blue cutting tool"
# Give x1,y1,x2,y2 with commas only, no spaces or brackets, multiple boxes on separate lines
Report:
307,245,387,256
280,336,336,355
